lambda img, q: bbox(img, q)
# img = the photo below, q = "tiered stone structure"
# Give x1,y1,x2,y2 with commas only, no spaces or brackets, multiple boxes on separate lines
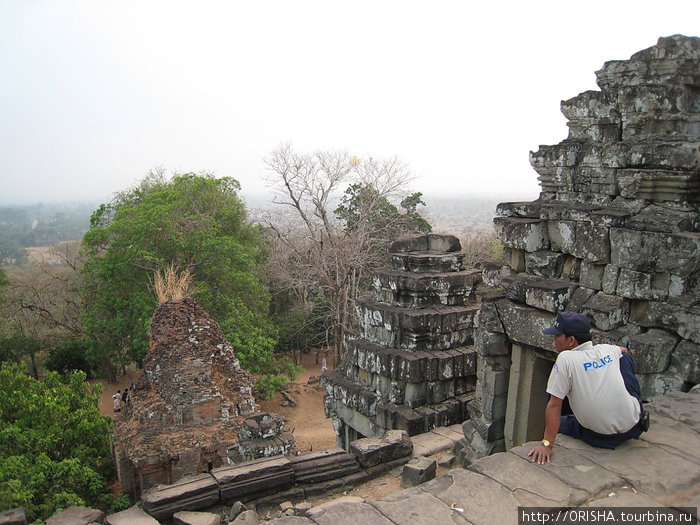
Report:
322,234,481,448
459,35,699,461
112,298,295,497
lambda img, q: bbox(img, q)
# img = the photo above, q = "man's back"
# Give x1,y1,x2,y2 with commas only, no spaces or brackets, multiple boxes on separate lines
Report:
547,341,640,435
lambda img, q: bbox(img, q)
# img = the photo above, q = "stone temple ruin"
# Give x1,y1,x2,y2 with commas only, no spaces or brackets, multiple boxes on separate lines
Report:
112,298,295,497
324,35,699,463
323,234,482,448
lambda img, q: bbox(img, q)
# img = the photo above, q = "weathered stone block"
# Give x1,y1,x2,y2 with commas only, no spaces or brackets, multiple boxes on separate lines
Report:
400,457,437,488
389,252,465,273
348,430,412,468
574,222,610,262
496,201,542,218
547,220,576,254
525,250,566,278
476,296,505,333
494,217,550,252
141,474,220,521
525,278,577,313
667,340,700,385
495,300,558,351
510,248,526,272
501,272,541,303
0,508,27,525
475,330,510,357
211,457,294,504
289,447,360,483
580,261,606,289
610,228,700,277
106,506,161,525
625,205,699,233
629,329,681,374
602,264,620,294
616,268,669,300
46,506,104,525
581,292,630,331
630,300,700,344
173,511,221,525
566,287,596,312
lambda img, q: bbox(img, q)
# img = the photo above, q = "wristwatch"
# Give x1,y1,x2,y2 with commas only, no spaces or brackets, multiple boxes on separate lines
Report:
542,439,552,448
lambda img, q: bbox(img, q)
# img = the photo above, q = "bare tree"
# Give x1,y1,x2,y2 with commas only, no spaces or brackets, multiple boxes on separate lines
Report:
263,144,430,364
0,242,84,376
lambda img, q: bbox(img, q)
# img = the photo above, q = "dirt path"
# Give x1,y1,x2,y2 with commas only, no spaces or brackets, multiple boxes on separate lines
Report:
258,352,337,452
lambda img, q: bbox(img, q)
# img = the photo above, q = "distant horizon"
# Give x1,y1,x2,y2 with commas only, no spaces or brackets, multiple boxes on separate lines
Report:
0,188,541,209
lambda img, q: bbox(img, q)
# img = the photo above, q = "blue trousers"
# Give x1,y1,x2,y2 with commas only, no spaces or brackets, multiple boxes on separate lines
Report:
559,353,643,450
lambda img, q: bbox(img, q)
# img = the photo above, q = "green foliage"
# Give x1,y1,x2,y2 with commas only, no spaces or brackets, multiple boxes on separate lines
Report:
81,172,276,374
335,183,432,238
0,364,113,521
46,337,92,378
0,333,41,369
108,492,132,513
255,373,289,400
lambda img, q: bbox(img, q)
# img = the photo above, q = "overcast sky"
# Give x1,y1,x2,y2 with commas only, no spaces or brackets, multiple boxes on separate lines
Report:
1,0,698,206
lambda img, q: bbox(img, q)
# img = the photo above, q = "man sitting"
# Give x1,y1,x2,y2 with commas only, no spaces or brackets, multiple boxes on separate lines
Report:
529,311,650,464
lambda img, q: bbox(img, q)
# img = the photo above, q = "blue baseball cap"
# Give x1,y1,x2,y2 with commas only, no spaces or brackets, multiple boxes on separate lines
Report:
542,311,591,336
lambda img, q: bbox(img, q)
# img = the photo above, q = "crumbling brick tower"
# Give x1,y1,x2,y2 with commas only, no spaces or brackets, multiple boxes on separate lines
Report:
112,298,295,496
456,35,699,464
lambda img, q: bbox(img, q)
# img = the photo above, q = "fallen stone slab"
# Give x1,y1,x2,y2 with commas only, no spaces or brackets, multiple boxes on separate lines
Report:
349,430,412,468
289,447,360,482
105,506,160,525
509,442,624,495
45,506,105,525
429,424,464,443
401,457,437,488
369,486,468,524
0,507,27,525
231,510,259,524
554,434,700,499
306,501,394,525
467,451,587,506
265,518,313,525
420,468,520,525
211,456,294,503
173,510,221,525
410,430,453,456
141,473,220,521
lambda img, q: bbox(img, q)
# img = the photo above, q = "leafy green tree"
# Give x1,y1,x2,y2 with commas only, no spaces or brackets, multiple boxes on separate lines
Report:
0,364,114,521
81,171,277,379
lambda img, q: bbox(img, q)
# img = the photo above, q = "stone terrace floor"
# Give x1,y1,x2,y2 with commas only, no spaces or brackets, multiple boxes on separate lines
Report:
268,389,700,524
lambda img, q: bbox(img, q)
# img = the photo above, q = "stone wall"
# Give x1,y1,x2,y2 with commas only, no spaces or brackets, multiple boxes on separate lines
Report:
458,35,699,461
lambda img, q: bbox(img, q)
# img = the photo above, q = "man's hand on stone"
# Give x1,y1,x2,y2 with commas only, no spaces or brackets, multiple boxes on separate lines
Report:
528,445,552,464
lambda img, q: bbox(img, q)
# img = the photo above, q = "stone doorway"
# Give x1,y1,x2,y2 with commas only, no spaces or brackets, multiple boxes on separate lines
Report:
504,345,555,449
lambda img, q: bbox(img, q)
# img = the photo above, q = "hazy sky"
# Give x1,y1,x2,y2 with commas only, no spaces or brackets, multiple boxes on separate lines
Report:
1,1,698,205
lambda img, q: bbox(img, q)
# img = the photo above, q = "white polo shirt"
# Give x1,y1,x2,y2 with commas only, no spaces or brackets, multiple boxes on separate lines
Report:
546,341,640,435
